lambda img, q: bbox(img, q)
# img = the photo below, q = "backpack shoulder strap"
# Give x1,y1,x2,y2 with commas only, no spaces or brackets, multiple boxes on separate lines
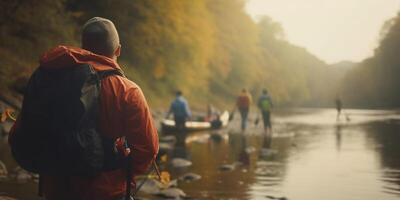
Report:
97,69,125,80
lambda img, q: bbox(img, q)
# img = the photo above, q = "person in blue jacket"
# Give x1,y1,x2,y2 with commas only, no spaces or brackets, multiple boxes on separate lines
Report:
167,90,192,131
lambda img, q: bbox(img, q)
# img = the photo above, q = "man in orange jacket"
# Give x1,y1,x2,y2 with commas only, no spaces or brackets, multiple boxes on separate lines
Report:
236,88,252,131
9,17,159,200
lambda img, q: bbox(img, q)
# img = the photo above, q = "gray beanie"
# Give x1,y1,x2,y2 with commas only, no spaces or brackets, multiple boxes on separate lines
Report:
82,17,120,56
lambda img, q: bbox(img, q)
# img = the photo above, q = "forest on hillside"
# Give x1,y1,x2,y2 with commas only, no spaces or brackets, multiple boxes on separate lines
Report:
342,13,400,108
1,0,397,109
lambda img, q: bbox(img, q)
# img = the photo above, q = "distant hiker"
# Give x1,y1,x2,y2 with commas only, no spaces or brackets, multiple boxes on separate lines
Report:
8,17,159,200
257,89,273,134
166,91,192,131
335,97,342,121
236,89,252,131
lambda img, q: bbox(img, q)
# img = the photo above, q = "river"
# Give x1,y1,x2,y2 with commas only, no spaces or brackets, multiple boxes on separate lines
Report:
1,108,400,200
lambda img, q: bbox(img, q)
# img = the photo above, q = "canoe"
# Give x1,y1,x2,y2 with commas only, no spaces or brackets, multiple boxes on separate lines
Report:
161,111,229,132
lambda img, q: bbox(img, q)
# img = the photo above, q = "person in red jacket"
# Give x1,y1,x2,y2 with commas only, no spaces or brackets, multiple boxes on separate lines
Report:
236,88,252,131
9,17,159,200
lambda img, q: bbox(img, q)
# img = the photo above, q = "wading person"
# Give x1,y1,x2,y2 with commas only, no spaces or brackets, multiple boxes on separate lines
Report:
257,89,273,148
258,89,273,134
9,17,159,200
236,89,252,131
335,97,342,121
166,91,192,132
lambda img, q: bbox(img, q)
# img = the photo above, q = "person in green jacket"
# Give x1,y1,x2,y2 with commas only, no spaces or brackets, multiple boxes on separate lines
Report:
258,89,273,134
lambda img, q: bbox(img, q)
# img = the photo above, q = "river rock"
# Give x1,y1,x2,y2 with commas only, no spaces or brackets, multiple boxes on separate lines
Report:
255,166,282,176
171,158,192,168
11,167,32,182
245,146,257,154
259,148,278,157
0,196,18,200
136,179,162,194
257,161,283,167
160,135,177,143
16,171,32,182
155,188,186,199
265,195,288,200
219,164,235,171
136,178,179,195
0,160,8,179
179,172,201,182
159,142,175,152
166,179,178,188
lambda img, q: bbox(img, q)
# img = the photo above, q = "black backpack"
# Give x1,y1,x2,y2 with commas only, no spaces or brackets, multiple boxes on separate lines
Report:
10,64,128,176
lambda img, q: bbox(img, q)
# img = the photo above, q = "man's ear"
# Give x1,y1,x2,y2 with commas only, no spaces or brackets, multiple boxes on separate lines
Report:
114,44,121,57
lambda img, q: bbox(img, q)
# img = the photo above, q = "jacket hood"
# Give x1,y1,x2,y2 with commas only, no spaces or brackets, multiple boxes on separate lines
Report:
40,46,121,71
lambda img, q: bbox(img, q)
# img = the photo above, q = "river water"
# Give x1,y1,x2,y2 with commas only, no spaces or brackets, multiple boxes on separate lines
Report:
1,108,400,200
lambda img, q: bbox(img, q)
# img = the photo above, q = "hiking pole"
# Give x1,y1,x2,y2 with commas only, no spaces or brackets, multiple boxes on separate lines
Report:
153,161,162,180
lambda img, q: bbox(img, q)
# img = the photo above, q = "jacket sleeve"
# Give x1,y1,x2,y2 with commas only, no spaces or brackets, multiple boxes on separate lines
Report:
122,86,159,175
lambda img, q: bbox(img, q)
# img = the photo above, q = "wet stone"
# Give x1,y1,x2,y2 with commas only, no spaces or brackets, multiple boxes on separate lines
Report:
171,158,192,168
218,164,235,171
245,146,257,154
179,173,201,182
256,161,283,167
0,160,8,179
166,179,178,188
259,148,278,157
160,135,177,144
16,172,31,183
159,142,175,152
265,195,288,200
31,174,39,180
136,178,179,195
155,188,186,199
136,179,162,194
255,167,282,176
0,196,18,200
192,136,209,144
10,167,32,183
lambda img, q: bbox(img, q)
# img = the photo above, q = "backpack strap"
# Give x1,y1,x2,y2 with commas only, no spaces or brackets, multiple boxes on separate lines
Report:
97,69,125,80
96,69,132,200
92,67,134,200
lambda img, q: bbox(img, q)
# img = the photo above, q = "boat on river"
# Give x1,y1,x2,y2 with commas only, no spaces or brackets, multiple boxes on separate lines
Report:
161,110,230,132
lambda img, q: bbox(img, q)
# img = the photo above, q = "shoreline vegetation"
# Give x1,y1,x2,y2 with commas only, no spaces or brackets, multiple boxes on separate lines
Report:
1,1,400,110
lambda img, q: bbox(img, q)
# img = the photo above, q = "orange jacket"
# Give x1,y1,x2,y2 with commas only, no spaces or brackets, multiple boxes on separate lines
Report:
9,46,159,200
236,92,252,109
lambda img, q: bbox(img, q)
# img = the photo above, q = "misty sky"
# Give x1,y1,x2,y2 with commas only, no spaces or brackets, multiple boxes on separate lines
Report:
246,0,399,64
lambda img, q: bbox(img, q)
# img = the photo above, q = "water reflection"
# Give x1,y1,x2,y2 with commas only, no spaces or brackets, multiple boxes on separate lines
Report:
238,134,250,166
364,122,400,197
335,124,342,152
2,109,400,200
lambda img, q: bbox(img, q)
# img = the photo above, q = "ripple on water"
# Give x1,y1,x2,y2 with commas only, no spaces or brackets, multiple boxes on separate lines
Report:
381,168,400,196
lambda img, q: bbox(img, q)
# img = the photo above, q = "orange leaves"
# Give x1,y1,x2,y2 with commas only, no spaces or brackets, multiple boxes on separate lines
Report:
159,171,171,186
